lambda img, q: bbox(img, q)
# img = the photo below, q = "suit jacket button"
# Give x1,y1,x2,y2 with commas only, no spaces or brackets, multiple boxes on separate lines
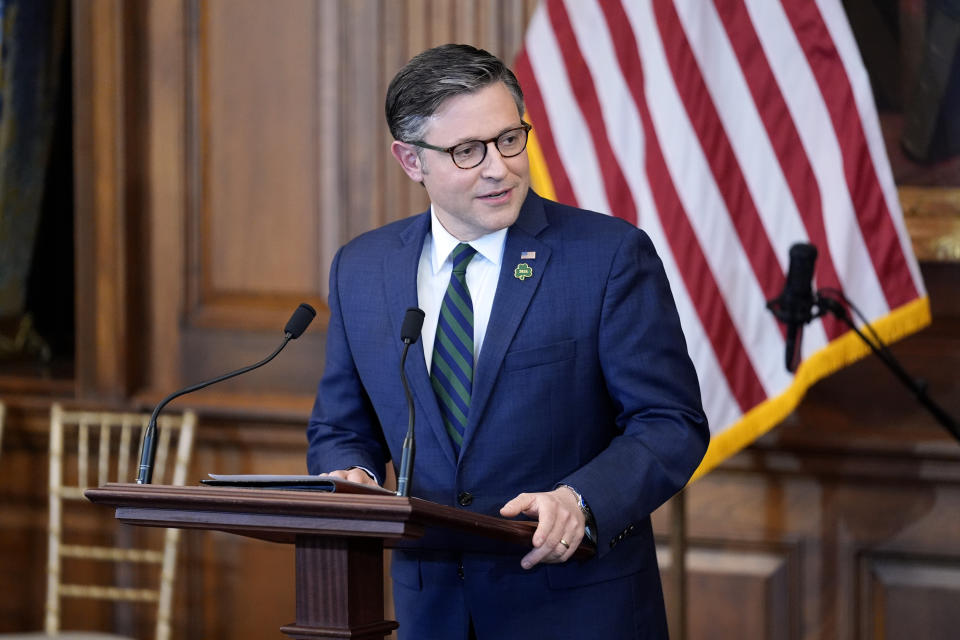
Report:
457,492,473,506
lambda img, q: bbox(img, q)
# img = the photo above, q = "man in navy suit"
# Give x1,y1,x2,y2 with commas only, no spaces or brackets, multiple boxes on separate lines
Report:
307,44,709,639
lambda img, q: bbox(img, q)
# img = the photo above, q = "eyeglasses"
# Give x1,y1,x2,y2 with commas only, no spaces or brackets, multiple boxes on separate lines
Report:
407,121,532,169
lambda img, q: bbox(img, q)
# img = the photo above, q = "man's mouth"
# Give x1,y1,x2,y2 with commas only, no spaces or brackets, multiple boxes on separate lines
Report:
478,188,511,200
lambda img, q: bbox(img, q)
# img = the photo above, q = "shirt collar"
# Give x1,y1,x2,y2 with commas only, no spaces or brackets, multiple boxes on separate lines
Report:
429,205,507,274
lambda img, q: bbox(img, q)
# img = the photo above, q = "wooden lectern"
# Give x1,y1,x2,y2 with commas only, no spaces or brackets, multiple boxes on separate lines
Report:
86,483,590,639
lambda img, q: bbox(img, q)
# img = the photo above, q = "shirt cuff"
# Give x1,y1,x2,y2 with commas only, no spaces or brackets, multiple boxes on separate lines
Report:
348,466,380,485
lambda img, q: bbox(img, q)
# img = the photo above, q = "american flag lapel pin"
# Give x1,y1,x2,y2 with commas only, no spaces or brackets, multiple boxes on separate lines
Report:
520,251,536,260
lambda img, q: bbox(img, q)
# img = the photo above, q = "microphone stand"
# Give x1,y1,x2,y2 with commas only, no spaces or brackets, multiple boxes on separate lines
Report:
812,289,960,444
395,307,424,497
396,339,416,497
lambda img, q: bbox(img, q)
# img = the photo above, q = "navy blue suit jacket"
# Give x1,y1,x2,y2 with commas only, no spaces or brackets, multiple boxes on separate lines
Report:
307,191,708,639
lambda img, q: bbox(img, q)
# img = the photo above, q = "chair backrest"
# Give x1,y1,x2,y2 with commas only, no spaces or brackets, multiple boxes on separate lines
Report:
46,403,196,640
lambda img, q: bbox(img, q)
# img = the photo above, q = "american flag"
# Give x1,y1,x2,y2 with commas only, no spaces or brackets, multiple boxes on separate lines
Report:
514,0,930,478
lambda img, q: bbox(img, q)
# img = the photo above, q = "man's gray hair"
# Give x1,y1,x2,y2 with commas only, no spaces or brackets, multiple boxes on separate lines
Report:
385,44,525,143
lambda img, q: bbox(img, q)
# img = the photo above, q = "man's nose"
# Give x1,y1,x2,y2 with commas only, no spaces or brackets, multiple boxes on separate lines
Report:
479,141,509,178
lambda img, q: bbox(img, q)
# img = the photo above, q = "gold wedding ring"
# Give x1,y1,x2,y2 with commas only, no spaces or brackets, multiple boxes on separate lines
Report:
559,538,570,549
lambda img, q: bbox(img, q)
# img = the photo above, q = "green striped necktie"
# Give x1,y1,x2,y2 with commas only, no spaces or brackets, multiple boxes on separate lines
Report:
431,243,477,453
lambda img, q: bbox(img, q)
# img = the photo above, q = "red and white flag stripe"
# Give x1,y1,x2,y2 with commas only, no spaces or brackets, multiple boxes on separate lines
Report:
515,0,929,477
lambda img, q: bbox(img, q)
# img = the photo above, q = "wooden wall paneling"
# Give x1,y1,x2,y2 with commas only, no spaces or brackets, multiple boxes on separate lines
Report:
502,0,533,62
178,0,329,392
657,544,800,640
190,0,324,327
318,0,346,279
858,554,960,639
145,0,187,394
73,0,136,400
401,0,433,218
342,0,387,236
201,2,321,299
455,0,478,43
474,0,502,53
381,0,416,231
121,2,152,400
430,0,455,44
72,0,190,401
663,468,960,638
0,405,50,631
178,528,295,640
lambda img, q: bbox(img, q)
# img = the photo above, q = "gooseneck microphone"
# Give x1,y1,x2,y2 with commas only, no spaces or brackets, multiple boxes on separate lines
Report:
136,303,317,484
767,243,818,372
396,307,425,497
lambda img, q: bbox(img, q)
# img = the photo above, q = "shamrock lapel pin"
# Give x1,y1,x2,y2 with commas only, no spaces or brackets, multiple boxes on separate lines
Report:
514,263,533,281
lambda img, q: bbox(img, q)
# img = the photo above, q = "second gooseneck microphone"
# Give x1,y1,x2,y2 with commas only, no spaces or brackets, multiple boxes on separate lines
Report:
136,303,317,484
396,307,425,497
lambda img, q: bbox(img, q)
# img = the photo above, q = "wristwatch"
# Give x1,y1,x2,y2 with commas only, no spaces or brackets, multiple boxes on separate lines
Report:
560,484,598,544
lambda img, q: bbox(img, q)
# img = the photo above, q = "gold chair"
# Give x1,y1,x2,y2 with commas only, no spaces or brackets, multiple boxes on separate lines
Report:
38,403,196,640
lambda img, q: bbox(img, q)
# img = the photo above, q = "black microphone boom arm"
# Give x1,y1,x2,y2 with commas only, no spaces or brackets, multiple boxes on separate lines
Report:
813,291,960,444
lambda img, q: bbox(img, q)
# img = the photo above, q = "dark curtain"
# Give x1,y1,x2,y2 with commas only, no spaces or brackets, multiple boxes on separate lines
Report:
0,0,69,362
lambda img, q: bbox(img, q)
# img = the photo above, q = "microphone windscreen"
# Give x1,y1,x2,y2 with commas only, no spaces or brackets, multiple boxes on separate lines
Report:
285,303,317,338
401,307,426,344
784,243,817,310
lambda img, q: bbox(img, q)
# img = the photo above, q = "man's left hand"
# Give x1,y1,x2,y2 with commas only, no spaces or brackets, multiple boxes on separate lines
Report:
499,486,585,569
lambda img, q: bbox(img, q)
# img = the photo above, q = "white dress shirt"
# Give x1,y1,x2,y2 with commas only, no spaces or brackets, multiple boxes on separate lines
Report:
417,207,507,373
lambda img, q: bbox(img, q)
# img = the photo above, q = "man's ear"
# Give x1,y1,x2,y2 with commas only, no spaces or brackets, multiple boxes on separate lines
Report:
390,141,425,182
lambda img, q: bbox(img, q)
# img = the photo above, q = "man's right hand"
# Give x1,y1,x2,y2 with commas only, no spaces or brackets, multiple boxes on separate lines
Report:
324,467,380,486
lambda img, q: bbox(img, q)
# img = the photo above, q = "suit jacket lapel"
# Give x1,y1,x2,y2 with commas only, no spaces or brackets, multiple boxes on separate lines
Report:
383,212,458,468
463,194,551,452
